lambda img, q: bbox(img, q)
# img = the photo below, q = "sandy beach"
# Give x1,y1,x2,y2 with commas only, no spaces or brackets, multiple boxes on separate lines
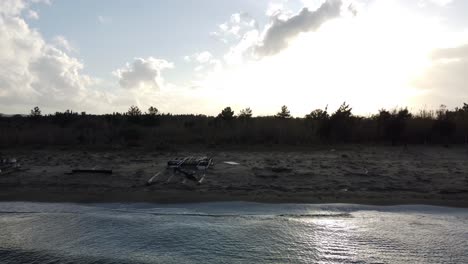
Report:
1,145,467,207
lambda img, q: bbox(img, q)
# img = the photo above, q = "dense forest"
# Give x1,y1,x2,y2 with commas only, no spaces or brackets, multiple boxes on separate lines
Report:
1,103,468,148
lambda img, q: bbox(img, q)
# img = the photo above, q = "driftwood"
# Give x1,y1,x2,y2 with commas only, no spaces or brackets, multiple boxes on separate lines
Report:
0,167,24,175
174,167,198,182
223,161,240,165
168,156,213,183
146,172,161,186
145,156,212,186
0,159,21,175
167,156,213,169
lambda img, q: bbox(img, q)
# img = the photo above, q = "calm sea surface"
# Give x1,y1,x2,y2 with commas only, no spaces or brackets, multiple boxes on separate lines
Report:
0,202,467,263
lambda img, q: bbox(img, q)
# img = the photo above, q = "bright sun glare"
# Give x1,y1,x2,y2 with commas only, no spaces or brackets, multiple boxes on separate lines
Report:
194,1,443,116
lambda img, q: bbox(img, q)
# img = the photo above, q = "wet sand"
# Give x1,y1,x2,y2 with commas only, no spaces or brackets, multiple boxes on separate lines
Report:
1,145,468,207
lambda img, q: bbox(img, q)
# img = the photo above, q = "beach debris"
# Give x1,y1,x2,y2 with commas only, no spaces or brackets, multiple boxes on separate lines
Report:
146,156,213,185
146,172,161,186
223,161,240,165
167,156,213,170
198,174,206,184
167,156,213,184
174,167,198,182
0,158,21,174
166,174,174,183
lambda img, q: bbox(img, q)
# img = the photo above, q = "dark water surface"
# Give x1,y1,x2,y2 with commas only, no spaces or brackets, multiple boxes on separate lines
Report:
0,202,467,263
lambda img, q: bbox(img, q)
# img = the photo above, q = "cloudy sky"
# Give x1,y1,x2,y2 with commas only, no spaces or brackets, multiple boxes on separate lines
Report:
1,0,468,116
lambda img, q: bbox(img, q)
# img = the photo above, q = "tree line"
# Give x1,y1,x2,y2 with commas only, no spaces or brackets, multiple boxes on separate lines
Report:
1,102,468,148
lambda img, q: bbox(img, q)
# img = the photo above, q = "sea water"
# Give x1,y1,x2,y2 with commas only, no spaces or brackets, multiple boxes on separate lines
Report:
0,202,467,263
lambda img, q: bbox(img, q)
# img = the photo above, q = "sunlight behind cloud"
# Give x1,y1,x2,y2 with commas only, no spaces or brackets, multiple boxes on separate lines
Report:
194,0,444,116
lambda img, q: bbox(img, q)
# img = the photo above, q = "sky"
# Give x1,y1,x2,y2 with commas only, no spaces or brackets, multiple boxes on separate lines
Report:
1,0,468,117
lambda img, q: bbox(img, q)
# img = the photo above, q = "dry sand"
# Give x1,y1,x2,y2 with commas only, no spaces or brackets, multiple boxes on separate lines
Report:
1,145,468,207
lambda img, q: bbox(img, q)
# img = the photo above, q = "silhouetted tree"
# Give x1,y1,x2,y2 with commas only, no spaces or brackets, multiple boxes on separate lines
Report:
387,108,412,145
239,107,252,119
126,105,142,124
30,106,41,117
455,103,468,144
436,104,448,119
147,106,159,116
462,103,468,112
275,105,291,119
127,105,142,116
331,102,352,119
433,105,456,146
53,109,78,127
218,107,235,121
142,106,161,126
5,102,468,148
377,109,391,120
376,109,391,139
417,108,435,119
330,102,353,142
307,106,331,141
306,106,329,120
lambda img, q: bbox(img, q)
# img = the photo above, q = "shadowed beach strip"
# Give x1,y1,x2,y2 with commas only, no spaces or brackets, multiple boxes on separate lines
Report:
1,146,467,207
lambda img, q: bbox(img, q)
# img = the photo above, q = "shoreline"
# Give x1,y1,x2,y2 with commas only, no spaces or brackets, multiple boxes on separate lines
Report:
1,190,467,208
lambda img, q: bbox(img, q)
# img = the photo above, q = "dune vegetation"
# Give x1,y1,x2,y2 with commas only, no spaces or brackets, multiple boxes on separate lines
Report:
1,103,468,148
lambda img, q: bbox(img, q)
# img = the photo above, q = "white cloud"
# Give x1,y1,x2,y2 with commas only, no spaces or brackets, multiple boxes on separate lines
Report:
27,9,39,19
190,0,468,116
213,0,344,63
184,51,222,75
29,0,52,5
2,0,467,116
185,51,213,63
195,51,213,63
413,42,468,107
1,0,48,19
266,1,289,17
255,0,343,56
113,57,174,90
0,0,207,115
196,0,344,84
29,47,93,98
0,0,104,113
1,0,26,16
52,35,75,52
210,12,258,43
224,30,259,65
